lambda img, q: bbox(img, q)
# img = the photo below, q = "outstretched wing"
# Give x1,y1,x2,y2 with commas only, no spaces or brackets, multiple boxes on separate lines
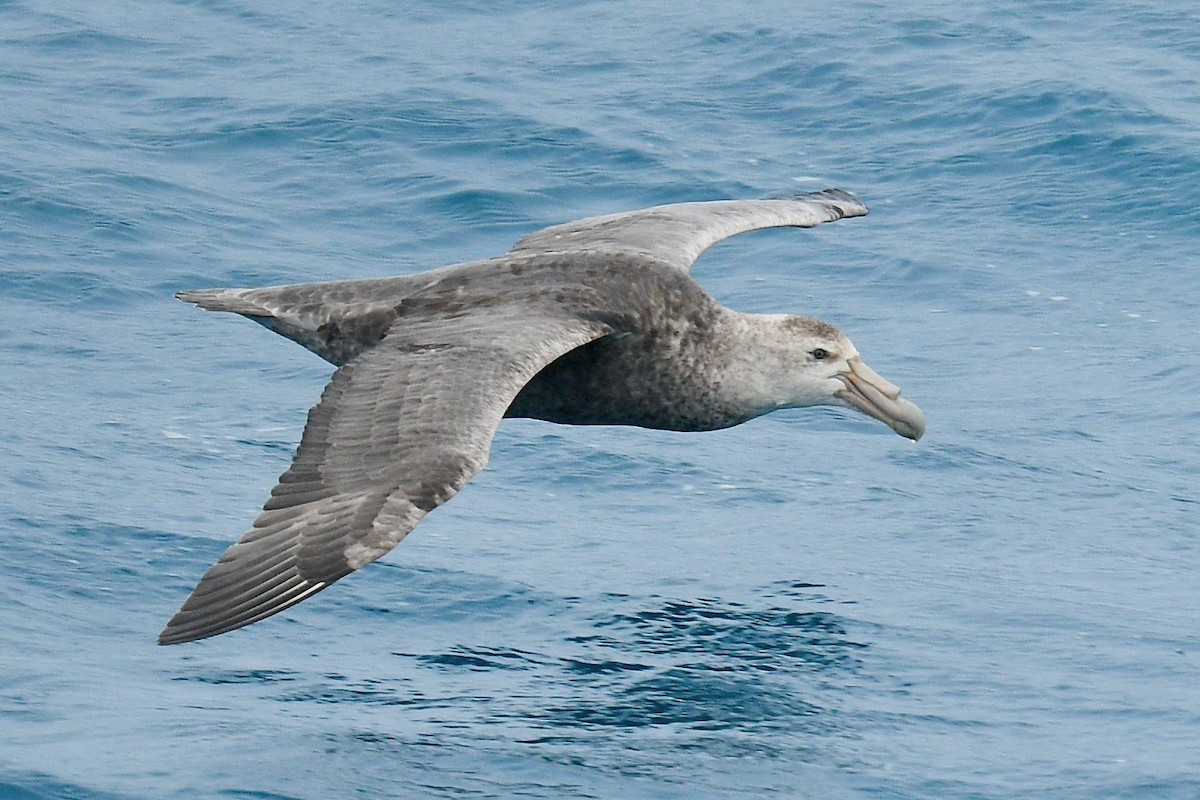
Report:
506,188,868,271
159,310,610,644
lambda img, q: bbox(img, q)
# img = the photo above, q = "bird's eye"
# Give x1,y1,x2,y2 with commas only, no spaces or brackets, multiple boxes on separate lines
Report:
810,348,829,361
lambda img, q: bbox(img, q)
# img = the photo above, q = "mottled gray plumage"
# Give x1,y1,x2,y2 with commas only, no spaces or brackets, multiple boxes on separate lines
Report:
160,189,923,645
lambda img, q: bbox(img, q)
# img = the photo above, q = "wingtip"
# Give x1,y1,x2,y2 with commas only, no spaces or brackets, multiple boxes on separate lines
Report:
156,627,188,646
156,613,244,646
156,625,226,646
157,572,336,645
802,188,869,218
157,611,218,645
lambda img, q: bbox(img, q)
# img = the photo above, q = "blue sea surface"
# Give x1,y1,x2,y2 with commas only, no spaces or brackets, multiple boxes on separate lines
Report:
2,1,1199,797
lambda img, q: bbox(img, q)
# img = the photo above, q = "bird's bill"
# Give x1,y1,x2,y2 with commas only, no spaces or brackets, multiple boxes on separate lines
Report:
836,357,925,441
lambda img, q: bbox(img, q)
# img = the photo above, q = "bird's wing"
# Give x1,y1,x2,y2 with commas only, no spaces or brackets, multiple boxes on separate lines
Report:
159,309,611,644
506,188,868,271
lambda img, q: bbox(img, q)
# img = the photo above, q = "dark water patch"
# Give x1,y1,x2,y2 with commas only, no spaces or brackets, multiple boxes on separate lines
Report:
403,645,547,672
296,581,869,744
592,596,866,672
273,676,423,707
464,590,870,736
561,657,653,675
231,435,300,455
545,666,821,731
764,580,831,598
173,669,299,687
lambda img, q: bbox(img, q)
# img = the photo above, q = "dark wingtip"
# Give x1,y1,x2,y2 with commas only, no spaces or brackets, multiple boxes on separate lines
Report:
157,627,187,646
802,188,869,217
157,570,337,645
158,612,222,645
175,289,213,305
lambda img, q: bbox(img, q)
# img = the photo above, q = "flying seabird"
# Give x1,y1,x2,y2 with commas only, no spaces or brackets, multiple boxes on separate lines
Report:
158,188,924,645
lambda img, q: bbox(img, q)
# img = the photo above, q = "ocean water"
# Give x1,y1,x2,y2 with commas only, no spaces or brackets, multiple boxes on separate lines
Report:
2,0,1198,797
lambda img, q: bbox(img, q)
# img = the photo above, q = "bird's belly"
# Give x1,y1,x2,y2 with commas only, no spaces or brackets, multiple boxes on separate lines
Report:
504,334,742,432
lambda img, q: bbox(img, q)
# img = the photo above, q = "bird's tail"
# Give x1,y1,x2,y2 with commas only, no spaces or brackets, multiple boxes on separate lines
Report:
175,282,404,366
176,288,273,317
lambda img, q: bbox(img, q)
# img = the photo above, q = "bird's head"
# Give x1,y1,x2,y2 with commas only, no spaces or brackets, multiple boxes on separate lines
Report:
748,315,925,441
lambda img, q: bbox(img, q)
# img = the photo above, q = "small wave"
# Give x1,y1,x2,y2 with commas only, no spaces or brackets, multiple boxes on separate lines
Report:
173,668,300,687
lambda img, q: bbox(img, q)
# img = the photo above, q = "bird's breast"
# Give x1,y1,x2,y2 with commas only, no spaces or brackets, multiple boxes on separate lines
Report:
504,325,747,432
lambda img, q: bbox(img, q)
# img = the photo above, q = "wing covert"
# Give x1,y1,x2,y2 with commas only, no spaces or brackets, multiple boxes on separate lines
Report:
507,188,868,271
